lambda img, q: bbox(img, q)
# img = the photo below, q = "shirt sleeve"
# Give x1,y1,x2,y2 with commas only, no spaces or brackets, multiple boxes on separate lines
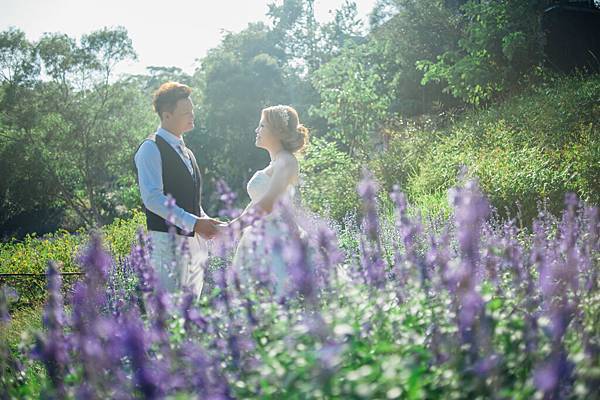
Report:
134,140,199,233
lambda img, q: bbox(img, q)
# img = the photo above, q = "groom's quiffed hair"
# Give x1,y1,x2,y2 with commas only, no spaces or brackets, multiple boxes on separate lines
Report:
153,82,192,119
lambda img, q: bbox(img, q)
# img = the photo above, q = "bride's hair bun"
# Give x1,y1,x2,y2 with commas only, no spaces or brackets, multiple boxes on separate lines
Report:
262,105,310,153
289,123,309,153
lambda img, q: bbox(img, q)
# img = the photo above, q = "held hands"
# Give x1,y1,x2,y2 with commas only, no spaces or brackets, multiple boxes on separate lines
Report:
193,217,226,239
194,204,269,240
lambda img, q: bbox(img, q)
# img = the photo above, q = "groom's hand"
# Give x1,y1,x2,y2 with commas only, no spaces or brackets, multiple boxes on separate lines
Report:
194,217,220,239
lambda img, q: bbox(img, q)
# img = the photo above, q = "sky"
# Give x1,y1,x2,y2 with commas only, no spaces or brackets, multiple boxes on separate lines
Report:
1,0,377,77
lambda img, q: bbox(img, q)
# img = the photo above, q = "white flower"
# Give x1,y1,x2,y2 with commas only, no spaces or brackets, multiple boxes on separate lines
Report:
275,105,290,125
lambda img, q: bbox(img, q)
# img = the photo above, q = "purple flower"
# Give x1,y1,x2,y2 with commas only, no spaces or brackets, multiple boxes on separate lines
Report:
129,229,159,315
447,180,488,315
78,233,112,286
181,342,211,392
317,341,343,369
181,291,209,333
315,222,344,289
33,262,69,397
164,194,177,226
123,315,163,399
582,206,599,293
151,289,173,349
534,359,559,393
534,351,573,397
391,185,427,290
284,224,317,304
181,341,233,399
216,179,240,219
357,170,386,287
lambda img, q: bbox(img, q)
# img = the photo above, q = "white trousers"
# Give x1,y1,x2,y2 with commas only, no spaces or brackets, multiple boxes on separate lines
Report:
148,230,208,298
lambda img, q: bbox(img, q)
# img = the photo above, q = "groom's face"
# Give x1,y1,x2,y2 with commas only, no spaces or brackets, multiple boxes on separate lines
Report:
163,98,195,134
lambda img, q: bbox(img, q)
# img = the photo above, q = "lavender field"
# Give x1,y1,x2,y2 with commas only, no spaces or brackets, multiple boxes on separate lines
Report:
1,175,599,399
2,0,600,397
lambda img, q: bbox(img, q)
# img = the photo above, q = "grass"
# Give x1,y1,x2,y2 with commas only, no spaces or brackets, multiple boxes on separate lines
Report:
374,73,600,224
1,302,46,398
1,304,43,349
0,211,146,307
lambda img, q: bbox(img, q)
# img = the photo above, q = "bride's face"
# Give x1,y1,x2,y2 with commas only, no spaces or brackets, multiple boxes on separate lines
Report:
255,115,279,150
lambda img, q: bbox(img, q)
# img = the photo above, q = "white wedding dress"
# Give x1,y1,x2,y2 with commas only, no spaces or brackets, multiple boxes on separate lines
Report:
232,168,299,295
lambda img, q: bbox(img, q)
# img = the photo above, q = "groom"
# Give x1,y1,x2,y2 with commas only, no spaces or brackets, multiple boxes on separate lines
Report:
134,81,221,297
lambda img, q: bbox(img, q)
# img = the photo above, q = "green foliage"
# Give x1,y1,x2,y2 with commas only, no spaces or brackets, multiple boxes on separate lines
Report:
370,0,462,116
0,303,46,399
305,69,599,225
310,0,463,154
0,27,39,86
299,138,361,221
377,74,600,222
417,0,545,105
311,42,391,154
0,27,155,236
101,211,146,258
267,0,365,76
264,0,370,149
370,119,441,193
222,283,443,399
0,211,145,307
190,22,287,211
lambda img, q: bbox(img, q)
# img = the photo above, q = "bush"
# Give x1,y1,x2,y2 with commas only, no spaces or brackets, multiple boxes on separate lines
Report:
299,137,361,221
0,210,145,307
376,74,600,223
370,119,441,194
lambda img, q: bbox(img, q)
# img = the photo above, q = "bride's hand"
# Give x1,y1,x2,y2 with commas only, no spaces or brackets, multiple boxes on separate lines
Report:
214,221,234,237
194,217,220,239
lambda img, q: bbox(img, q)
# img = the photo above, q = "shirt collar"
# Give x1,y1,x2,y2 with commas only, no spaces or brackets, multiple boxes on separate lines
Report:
157,127,185,147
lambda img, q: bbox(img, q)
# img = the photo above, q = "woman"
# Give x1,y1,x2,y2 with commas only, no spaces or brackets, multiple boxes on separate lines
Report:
228,105,309,295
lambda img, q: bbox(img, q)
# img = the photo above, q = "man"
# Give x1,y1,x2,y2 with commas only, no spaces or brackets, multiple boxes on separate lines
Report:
134,81,221,297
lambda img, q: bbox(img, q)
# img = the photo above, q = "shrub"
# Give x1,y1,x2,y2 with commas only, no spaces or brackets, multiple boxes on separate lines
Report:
376,74,600,223
0,210,145,307
299,137,361,221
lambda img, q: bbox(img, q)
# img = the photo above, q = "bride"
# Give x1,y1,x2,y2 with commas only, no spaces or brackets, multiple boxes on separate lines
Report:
225,105,309,295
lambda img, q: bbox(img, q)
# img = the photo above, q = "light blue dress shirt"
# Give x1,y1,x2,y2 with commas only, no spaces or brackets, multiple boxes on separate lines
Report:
134,127,203,233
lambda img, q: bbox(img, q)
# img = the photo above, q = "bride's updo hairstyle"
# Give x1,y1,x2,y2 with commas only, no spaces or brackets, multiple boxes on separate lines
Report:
262,105,309,153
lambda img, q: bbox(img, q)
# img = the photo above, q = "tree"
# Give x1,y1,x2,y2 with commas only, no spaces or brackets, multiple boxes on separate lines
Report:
368,0,461,116
0,28,55,236
268,0,366,76
311,41,391,155
190,23,289,209
310,0,460,154
127,66,193,93
266,0,368,136
0,27,155,236
417,0,545,105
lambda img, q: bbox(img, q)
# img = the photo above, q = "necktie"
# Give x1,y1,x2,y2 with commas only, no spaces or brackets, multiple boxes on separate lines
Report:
178,142,194,175
178,143,188,159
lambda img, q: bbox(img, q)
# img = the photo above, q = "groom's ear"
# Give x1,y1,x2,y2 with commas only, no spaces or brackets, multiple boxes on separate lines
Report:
160,108,174,121
153,81,192,120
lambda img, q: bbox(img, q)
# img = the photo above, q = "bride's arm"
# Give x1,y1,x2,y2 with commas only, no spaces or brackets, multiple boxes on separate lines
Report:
231,153,298,228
